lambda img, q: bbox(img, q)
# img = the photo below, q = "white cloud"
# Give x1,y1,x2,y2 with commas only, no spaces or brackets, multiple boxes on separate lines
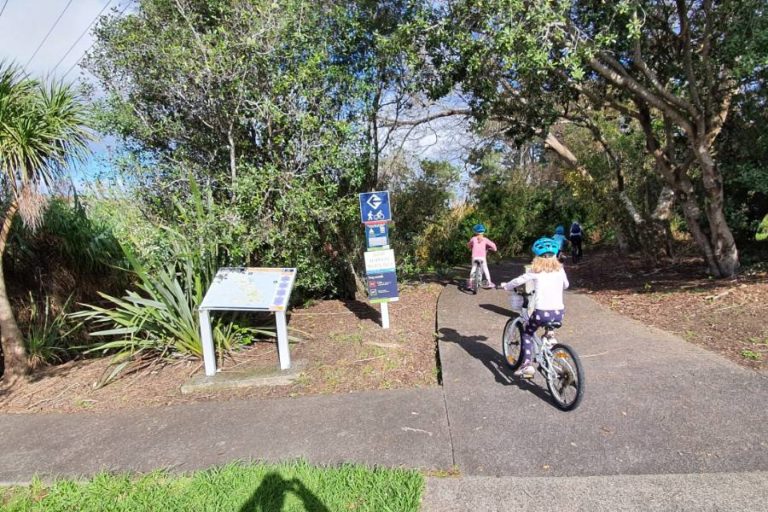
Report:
0,0,116,81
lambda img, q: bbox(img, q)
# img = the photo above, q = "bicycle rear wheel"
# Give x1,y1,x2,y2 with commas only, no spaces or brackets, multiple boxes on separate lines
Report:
472,266,481,295
501,318,524,371
546,343,584,411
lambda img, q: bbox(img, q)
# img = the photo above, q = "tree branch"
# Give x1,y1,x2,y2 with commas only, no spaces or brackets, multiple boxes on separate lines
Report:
632,36,697,118
378,107,472,128
543,131,594,182
589,54,695,137
675,0,704,114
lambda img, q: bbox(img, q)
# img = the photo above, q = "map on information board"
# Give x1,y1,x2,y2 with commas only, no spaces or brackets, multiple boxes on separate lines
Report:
200,267,297,311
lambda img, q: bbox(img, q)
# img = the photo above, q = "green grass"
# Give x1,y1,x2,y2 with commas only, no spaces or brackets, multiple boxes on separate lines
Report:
1,461,423,512
740,349,762,361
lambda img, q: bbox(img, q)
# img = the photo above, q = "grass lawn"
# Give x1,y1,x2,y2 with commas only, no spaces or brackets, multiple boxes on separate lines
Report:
1,461,424,512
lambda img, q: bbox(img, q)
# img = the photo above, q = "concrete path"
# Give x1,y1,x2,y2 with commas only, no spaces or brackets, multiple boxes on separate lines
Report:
1,259,766,510
0,388,452,482
438,261,768,478
422,471,768,512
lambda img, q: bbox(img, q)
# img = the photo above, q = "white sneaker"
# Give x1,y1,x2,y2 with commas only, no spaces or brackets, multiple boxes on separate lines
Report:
514,364,535,379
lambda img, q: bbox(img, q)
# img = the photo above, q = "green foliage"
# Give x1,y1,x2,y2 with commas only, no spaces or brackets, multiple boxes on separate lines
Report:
416,203,475,266
85,0,383,298
8,196,125,276
741,350,762,362
2,461,424,512
718,74,768,242
756,215,768,242
385,158,460,272
22,293,76,369
72,229,271,387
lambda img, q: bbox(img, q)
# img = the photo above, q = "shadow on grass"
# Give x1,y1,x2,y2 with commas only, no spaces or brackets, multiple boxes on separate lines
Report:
239,472,330,512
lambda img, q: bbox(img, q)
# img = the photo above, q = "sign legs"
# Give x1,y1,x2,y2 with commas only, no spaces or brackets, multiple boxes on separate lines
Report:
276,310,291,370
380,302,390,329
199,309,217,376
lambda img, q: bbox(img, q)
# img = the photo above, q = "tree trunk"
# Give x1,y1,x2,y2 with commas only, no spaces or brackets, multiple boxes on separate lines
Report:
0,201,28,381
679,193,721,276
695,144,739,277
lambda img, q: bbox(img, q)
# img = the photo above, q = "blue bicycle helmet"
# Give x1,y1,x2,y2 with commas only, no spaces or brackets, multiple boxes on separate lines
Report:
555,225,565,235
473,223,486,234
532,237,560,257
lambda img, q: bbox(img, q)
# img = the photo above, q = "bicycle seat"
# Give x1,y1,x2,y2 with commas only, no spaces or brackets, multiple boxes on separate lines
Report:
543,321,562,329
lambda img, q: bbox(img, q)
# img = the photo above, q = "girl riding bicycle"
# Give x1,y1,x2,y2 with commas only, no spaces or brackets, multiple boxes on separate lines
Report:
467,224,497,289
500,237,569,378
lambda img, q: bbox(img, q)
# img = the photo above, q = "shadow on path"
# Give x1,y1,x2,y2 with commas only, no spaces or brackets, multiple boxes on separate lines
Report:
439,327,556,408
439,327,509,386
478,303,515,317
239,472,330,512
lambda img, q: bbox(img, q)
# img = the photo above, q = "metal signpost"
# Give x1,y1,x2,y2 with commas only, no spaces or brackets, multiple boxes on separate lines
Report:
199,267,297,376
359,191,398,329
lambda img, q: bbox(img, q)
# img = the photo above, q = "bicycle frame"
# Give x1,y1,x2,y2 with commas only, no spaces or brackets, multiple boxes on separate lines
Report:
510,313,559,380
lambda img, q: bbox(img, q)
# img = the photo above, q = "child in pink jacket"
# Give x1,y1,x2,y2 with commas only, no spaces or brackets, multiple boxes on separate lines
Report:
467,224,497,288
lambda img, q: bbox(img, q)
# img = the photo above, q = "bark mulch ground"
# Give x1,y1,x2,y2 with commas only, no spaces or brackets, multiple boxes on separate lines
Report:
566,248,768,374
0,282,443,414
2,249,764,414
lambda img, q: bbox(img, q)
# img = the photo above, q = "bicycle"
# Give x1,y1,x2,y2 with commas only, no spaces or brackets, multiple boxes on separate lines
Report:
500,289,585,411
467,258,485,295
569,236,582,264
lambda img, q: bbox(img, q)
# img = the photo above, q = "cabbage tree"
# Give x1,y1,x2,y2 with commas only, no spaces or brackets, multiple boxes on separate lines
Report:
0,63,91,380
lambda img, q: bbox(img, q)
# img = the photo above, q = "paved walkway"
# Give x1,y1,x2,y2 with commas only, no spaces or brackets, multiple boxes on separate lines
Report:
1,261,766,509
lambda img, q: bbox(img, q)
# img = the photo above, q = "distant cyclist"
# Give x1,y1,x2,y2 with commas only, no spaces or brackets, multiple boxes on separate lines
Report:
569,220,584,261
552,225,568,258
499,237,569,378
467,224,497,289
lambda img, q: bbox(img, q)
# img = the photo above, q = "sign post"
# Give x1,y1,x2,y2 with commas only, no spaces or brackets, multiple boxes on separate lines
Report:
199,267,297,376
359,191,397,329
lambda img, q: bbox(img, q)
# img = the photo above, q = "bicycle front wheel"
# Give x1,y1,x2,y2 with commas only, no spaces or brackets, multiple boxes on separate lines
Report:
546,343,584,411
501,318,524,371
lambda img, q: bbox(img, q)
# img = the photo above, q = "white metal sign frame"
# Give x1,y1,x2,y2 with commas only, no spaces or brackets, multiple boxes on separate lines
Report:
199,267,297,376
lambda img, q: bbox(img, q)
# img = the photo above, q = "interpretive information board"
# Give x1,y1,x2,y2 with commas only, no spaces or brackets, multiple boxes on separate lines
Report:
199,267,297,375
200,267,296,311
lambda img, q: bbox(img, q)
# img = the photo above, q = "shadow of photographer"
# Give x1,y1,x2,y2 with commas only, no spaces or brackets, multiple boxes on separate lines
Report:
238,472,330,512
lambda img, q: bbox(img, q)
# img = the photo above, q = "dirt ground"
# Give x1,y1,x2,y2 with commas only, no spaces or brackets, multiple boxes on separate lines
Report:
0,282,443,414
567,249,768,373
1,248,765,414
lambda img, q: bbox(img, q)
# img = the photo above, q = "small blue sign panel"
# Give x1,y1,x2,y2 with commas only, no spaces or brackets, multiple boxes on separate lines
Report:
366,271,399,303
365,223,389,249
359,191,391,224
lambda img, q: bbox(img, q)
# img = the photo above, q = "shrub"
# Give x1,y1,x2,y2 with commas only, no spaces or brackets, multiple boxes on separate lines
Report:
22,293,77,369
72,231,274,387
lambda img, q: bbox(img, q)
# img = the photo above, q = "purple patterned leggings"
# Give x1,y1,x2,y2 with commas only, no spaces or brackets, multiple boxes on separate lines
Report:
521,309,564,365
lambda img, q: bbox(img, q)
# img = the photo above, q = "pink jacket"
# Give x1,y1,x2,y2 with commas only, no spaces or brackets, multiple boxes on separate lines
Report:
468,236,497,259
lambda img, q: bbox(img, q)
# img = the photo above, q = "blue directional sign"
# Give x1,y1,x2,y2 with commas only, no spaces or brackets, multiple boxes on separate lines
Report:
366,271,399,303
365,223,389,249
359,191,391,224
